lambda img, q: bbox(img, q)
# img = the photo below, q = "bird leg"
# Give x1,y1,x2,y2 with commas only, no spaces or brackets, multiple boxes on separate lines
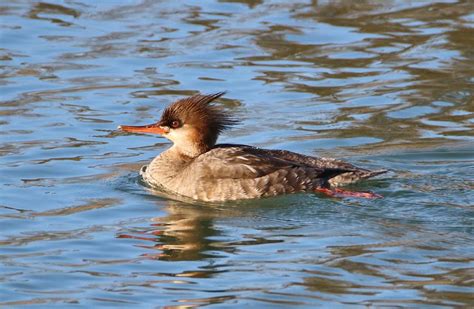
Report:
315,187,383,199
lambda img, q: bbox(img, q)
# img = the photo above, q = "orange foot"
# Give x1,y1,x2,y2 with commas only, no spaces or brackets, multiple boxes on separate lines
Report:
315,187,383,199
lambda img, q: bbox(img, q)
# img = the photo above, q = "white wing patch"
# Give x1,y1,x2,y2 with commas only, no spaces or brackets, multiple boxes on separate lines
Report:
237,156,250,161
244,164,258,174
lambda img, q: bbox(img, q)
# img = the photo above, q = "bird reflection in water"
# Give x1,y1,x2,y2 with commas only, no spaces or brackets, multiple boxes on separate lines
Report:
117,197,226,261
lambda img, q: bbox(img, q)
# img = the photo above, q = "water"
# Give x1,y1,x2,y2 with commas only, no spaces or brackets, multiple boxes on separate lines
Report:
1,0,473,307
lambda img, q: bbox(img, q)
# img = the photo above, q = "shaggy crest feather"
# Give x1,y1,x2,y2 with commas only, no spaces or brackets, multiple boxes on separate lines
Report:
160,92,238,133
159,92,239,151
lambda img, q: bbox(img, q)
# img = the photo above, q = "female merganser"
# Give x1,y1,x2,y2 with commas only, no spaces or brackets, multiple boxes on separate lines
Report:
119,92,386,202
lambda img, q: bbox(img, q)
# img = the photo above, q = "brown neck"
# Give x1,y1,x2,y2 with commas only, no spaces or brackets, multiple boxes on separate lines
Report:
172,141,210,158
178,130,216,158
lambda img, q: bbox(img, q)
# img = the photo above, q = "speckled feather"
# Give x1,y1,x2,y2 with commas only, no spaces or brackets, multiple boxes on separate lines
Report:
142,144,386,201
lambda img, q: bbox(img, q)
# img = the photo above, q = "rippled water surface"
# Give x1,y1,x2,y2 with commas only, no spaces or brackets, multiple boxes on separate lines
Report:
1,0,474,307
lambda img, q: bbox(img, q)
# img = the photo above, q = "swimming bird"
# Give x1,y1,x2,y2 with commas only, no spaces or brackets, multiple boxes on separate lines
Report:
119,92,386,202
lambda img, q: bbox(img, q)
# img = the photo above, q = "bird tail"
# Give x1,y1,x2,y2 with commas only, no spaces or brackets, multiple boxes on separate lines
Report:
328,169,388,187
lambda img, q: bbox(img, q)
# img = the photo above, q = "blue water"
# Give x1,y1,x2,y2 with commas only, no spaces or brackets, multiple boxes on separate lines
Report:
1,1,473,307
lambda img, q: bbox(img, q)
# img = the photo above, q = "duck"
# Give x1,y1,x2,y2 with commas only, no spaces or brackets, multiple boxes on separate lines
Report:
119,92,386,202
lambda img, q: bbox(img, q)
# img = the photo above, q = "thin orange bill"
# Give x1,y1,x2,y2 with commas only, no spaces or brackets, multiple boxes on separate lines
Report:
118,124,166,135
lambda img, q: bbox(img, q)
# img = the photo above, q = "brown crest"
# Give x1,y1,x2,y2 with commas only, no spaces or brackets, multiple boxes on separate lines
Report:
160,92,239,148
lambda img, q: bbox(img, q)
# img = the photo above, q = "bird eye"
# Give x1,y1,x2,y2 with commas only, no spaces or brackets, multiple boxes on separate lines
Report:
171,120,180,128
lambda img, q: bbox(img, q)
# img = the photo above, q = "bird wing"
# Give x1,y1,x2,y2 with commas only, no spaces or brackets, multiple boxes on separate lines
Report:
253,147,359,170
190,145,355,180
246,146,388,185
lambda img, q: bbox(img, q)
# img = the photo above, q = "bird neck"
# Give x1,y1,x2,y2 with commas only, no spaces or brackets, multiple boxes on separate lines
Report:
170,142,209,159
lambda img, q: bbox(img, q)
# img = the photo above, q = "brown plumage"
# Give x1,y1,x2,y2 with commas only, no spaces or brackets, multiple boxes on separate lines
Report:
159,92,238,151
119,92,387,202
